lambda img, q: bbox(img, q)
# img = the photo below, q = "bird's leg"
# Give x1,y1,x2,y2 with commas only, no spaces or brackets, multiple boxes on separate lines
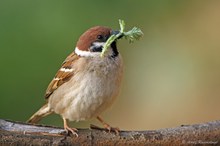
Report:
96,116,120,135
62,117,78,137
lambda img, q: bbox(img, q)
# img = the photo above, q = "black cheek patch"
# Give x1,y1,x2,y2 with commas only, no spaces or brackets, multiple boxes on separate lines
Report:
90,45,103,52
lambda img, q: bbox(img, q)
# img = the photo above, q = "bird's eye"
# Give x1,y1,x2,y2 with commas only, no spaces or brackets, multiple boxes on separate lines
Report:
97,35,103,40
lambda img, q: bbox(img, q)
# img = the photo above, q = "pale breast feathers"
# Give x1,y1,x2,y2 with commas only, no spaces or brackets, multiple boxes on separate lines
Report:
45,52,79,99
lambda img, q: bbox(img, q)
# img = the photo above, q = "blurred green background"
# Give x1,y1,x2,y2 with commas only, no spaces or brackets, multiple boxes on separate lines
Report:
1,0,220,130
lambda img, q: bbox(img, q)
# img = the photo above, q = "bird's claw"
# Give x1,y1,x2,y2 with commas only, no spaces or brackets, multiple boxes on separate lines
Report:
64,126,78,137
90,124,120,135
104,124,120,135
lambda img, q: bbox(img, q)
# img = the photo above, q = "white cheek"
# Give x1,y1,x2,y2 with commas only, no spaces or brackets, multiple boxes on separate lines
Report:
75,47,100,57
92,42,105,47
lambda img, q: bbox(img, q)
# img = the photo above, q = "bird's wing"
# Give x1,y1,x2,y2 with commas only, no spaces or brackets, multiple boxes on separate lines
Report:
45,52,79,99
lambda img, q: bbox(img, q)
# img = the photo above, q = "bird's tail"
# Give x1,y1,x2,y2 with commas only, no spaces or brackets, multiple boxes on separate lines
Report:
27,103,53,124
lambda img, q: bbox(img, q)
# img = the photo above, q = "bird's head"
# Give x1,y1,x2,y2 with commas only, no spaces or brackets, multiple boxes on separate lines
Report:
75,26,120,58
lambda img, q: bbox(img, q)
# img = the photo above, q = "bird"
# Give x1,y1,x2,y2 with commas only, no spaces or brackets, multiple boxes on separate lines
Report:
27,26,124,136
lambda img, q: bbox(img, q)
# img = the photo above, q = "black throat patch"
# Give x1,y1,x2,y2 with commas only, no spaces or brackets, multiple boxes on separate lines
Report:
110,41,119,58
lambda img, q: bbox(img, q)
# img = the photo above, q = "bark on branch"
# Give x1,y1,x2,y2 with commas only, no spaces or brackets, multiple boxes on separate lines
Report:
0,119,220,145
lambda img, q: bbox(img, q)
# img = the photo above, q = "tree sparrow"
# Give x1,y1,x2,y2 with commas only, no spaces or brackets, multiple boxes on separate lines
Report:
27,26,124,136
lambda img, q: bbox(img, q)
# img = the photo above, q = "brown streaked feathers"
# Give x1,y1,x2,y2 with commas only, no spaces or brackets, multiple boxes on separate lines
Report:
45,52,79,99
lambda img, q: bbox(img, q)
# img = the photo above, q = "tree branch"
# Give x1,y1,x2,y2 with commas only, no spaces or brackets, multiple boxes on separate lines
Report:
0,119,220,145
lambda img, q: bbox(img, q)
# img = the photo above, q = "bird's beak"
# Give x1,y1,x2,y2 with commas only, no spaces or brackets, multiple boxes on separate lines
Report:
111,30,123,39
111,30,120,35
